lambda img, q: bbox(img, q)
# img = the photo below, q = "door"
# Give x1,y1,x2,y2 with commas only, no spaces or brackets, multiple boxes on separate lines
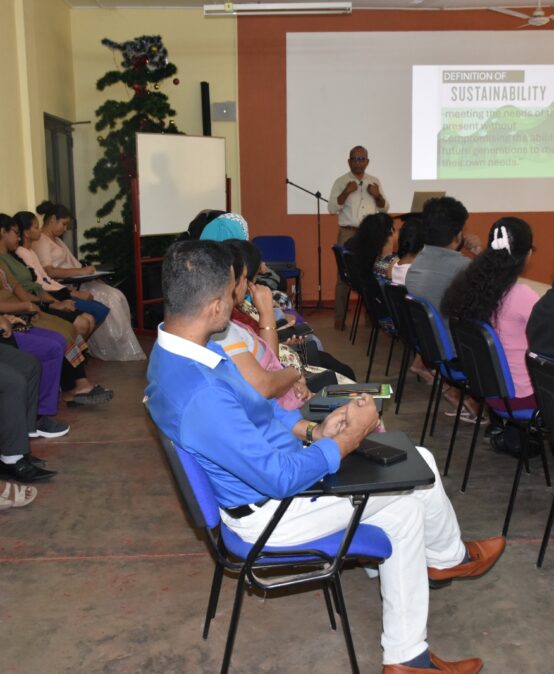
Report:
43,113,77,255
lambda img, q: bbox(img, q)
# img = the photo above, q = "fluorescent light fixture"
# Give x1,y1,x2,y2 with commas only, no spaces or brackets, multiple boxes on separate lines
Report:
204,2,352,17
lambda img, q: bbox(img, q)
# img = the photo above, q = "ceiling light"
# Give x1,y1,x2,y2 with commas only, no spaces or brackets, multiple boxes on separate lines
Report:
204,2,352,17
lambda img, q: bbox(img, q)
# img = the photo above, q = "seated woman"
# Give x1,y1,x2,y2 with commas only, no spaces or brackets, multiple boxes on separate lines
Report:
389,217,433,384
442,218,540,446
0,264,112,407
0,214,94,338
346,212,399,281
231,240,356,382
13,211,110,330
391,216,424,285
212,242,311,410
32,201,145,362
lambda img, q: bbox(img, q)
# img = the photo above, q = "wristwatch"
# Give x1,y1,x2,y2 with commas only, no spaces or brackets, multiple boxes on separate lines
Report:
306,422,318,443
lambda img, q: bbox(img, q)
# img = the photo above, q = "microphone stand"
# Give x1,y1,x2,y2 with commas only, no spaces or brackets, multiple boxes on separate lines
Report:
286,178,329,310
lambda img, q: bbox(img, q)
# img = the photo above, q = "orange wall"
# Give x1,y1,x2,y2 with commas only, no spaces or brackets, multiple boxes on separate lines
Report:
237,10,554,301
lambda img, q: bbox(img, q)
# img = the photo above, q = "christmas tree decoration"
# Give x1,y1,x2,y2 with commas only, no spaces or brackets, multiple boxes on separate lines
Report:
84,35,183,309
173,78,180,85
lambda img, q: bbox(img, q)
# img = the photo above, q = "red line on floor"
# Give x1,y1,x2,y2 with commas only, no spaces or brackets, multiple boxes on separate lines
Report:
0,551,210,564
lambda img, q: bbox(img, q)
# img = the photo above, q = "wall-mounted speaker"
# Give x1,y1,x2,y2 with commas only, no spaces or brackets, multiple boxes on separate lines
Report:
200,81,211,136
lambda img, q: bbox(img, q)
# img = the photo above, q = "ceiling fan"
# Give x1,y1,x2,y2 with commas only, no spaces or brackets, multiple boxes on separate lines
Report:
493,1,554,27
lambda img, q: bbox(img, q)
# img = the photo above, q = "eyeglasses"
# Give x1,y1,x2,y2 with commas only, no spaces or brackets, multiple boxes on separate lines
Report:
349,156,368,162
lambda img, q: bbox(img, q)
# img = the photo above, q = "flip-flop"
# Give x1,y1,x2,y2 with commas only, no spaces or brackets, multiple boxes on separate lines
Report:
67,385,114,407
0,481,38,509
444,407,479,424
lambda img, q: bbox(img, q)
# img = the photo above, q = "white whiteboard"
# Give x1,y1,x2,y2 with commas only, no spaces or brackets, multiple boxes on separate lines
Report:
137,133,226,236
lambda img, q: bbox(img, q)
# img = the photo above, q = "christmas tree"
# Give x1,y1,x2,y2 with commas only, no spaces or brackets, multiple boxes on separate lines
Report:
81,35,183,309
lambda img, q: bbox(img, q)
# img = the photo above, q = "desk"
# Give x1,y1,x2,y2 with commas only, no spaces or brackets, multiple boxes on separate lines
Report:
304,431,435,496
59,270,114,287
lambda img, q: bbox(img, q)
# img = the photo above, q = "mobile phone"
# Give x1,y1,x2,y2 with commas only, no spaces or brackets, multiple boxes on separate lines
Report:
356,439,407,466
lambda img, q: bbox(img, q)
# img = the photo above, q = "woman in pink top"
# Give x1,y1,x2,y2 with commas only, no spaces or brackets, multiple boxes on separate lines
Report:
32,201,145,361
442,217,539,413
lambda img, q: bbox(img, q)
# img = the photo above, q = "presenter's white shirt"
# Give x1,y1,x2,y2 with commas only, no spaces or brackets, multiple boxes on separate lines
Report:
327,171,389,227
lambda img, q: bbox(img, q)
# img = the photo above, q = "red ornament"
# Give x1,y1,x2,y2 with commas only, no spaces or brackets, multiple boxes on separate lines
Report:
133,55,148,69
173,78,180,85
132,84,146,96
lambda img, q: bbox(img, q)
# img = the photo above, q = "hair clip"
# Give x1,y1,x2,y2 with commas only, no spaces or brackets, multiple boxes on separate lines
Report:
490,225,511,254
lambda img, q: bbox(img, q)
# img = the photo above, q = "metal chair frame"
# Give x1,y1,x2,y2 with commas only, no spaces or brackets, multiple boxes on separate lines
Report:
155,429,392,674
450,320,551,535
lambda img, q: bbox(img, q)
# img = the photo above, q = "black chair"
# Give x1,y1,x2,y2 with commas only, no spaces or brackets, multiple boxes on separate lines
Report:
332,243,361,333
342,249,365,344
522,351,554,567
450,320,551,533
382,281,418,415
154,429,392,673
252,235,302,310
404,295,468,466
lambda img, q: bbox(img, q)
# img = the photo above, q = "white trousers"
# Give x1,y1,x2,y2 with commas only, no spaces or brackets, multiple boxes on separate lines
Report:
221,447,466,665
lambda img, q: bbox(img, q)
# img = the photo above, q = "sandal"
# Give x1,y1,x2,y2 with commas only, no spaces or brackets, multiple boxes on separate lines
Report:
444,408,479,424
67,385,114,407
0,481,38,510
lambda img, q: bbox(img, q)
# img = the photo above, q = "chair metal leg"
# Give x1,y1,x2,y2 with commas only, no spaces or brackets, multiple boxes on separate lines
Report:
460,402,485,493
384,336,396,377
331,574,360,674
502,435,529,537
420,370,440,446
394,344,411,415
429,376,445,438
350,297,362,344
220,569,247,674
341,288,351,331
365,328,379,382
323,583,337,631
443,390,466,477
539,435,552,487
203,559,225,639
537,494,554,568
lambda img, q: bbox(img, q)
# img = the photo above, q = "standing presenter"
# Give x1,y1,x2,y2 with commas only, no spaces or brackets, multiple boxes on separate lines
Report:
328,145,389,329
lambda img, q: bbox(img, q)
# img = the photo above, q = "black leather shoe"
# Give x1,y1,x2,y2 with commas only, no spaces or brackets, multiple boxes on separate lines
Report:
29,455,47,468
0,457,57,482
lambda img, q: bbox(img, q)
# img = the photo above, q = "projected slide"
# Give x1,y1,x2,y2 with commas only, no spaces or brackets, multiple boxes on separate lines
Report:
413,65,554,180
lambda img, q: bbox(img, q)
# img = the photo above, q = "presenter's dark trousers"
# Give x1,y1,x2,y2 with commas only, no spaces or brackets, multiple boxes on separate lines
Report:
0,342,40,457
334,226,357,324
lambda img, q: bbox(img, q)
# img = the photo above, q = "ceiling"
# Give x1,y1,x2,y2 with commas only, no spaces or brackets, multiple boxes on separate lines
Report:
64,1,552,12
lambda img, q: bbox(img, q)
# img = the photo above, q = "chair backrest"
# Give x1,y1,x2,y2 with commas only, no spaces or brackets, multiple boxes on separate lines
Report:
526,351,554,432
382,281,414,346
342,249,364,294
405,294,455,365
449,318,515,400
156,429,221,530
252,235,296,264
332,244,351,285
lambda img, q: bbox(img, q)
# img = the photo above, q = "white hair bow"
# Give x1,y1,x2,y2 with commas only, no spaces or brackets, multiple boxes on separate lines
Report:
490,225,511,254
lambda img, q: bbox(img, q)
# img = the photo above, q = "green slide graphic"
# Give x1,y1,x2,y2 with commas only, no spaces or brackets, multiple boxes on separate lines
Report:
437,103,554,179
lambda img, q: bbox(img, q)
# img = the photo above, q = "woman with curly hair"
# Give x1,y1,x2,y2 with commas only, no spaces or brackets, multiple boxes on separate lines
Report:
345,211,398,281
441,217,539,418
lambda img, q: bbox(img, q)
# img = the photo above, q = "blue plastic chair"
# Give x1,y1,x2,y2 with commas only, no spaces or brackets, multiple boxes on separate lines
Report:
404,295,469,471
450,319,551,531
155,429,392,674
252,235,302,310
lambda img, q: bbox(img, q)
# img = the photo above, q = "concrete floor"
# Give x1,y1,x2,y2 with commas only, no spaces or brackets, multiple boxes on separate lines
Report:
1,312,553,674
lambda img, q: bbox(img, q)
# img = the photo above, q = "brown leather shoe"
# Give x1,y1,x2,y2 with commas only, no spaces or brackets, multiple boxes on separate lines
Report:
383,652,483,673
428,536,506,588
